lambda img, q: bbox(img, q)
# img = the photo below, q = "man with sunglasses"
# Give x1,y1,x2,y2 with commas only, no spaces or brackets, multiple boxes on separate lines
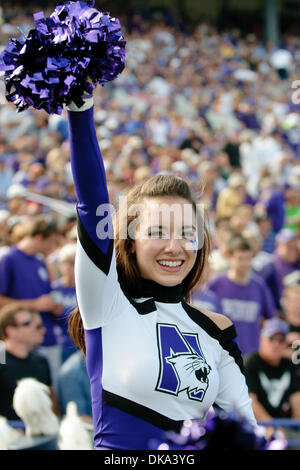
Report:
244,317,300,440
0,303,54,421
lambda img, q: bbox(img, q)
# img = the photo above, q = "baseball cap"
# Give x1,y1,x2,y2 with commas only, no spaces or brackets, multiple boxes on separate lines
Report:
6,184,27,200
227,173,245,188
261,318,289,338
275,228,298,244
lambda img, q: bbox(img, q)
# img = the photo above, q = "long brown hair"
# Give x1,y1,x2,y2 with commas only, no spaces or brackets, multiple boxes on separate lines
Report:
69,174,211,354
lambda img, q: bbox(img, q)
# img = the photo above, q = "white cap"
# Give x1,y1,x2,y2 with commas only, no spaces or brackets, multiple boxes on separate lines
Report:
171,161,189,173
58,243,77,263
227,173,245,188
6,184,27,200
0,210,9,224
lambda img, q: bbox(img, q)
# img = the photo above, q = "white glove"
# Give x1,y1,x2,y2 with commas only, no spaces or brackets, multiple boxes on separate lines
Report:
67,96,94,112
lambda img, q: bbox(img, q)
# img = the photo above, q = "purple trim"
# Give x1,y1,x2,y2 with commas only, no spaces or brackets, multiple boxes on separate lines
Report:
94,404,168,450
84,327,103,442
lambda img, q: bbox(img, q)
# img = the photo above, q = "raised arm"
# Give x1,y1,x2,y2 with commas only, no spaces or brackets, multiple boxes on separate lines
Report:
67,98,111,255
67,99,123,329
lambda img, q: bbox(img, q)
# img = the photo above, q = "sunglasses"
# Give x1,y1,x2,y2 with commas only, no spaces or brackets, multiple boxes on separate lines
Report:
269,335,286,343
14,319,44,329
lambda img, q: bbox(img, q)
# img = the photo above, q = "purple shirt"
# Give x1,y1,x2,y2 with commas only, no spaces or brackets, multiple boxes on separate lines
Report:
273,253,300,296
191,287,223,314
0,246,56,346
207,274,275,355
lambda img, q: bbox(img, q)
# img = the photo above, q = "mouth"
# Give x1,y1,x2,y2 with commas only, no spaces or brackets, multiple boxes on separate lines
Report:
156,259,184,272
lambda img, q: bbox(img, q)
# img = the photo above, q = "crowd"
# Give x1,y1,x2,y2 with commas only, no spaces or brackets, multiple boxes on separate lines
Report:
0,2,300,447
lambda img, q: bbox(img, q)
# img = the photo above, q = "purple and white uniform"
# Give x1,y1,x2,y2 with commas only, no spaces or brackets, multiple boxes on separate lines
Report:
68,101,256,450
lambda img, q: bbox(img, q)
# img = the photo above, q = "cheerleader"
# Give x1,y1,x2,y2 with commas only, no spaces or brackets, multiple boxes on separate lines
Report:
0,2,257,449
67,97,257,450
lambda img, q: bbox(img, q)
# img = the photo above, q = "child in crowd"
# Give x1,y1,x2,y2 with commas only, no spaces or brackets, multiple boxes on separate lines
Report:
207,235,275,355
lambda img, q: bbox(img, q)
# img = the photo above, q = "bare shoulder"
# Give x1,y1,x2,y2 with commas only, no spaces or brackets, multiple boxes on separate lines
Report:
189,304,233,331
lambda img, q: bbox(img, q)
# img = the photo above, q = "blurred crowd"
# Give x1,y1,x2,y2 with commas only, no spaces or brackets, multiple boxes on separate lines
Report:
0,3,300,447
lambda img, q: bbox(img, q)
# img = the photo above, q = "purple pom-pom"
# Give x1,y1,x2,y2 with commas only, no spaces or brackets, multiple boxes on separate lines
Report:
0,1,126,114
147,409,288,451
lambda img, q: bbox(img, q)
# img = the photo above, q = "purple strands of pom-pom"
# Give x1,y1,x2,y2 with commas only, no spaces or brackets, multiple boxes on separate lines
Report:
0,1,126,114
148,409,287,451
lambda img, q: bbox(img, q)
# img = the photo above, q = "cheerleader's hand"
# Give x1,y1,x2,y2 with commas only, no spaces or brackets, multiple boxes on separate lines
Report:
67,96,94,112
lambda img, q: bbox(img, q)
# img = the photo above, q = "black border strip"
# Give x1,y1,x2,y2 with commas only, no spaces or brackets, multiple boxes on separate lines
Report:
103,390,183,433
77,213,114,275
182,300,245,375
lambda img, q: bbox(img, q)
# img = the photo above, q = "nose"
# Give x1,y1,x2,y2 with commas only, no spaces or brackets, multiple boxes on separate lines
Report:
164,236,183,254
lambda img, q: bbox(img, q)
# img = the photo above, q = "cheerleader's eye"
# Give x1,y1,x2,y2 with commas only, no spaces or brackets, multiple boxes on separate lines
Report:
182,230,197,239
149,229,165,239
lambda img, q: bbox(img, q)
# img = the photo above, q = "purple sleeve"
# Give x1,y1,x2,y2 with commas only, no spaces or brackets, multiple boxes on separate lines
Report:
260,279,275,319
0,254,12,295
67,106,112,256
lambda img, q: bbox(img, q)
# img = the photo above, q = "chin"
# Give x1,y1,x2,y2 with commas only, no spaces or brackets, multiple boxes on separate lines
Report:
155,274,184,287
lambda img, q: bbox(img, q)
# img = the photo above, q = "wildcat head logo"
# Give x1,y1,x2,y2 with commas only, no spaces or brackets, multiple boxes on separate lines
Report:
156,324,211,402
166,350,211,396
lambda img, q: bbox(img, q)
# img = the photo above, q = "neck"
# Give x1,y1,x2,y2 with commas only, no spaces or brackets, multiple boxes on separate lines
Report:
228,269,250,285
286,313,300,327
137,278,184,303
61,275,75,288
259,351,281,367
5,340,30,359
17,237,37,256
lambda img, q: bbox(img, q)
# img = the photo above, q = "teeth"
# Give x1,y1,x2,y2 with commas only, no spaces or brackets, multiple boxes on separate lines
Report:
158,260,183,267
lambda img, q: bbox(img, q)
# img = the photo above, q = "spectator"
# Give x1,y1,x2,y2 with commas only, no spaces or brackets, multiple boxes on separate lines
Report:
255,213,276,254
273,228,300,298
0,303,56,420
51,243,77,363
243,231,280,310
256,178,285,234
0,215,63,382
283,183,300,234
6,184,28,217
223,132,241,169
57,350,92,421
216,172,255,219
207,235,275,355
209,222,236,276
281,285,300,362
244,318,300,438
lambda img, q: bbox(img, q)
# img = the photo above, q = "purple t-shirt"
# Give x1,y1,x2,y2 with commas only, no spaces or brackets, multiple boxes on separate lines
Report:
273,253,300,297
0,246,56,346
207,274,275,355
51,279,77,349
191,286,223,314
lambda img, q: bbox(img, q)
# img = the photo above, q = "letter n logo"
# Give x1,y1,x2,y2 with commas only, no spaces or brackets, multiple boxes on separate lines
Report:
155,323,211,402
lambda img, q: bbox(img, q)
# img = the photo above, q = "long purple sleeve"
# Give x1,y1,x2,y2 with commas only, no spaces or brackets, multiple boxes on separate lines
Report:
67,102,123,330
67,105,112,255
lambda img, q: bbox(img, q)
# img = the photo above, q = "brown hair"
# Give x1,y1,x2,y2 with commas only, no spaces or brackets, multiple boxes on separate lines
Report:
69,174,211,354
0,303,36,340
26,215,57,239
227,234,252,254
